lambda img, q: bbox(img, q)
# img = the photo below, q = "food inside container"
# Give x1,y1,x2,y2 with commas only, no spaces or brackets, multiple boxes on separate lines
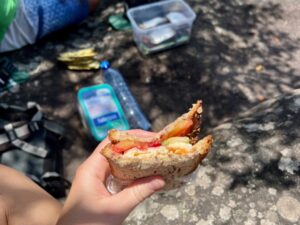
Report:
166,12,188,25
138,12,187,29
148,27,176,44
127,0,196,54
139,17,169,29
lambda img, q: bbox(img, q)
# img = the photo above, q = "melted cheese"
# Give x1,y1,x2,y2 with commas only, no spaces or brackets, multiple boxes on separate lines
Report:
124,141,195,157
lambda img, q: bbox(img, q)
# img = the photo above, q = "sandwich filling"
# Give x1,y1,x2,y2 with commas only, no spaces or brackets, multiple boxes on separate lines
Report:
111,118,195,154
112,136,194,155
109,100,202,155
123,136,194,158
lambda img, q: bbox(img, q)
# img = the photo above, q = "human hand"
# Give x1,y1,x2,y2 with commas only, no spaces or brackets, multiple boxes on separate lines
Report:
57,130,165,225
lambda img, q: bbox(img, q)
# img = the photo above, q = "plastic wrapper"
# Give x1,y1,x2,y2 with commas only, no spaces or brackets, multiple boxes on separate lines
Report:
106,169,199,194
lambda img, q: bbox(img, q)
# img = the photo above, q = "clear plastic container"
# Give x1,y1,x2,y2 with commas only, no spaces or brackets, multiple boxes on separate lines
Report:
127,0,196,55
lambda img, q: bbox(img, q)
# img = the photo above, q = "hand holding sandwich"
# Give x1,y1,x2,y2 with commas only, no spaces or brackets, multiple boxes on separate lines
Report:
57,101,212,225
57,130,165,225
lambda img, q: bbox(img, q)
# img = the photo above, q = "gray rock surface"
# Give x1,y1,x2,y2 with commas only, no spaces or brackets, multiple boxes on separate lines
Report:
125,89,300,225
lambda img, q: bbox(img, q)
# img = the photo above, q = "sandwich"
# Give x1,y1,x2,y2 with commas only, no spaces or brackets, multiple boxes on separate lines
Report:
102,100,213,182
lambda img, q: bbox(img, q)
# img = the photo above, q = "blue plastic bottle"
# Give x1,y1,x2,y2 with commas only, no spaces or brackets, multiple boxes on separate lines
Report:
100,61,151,130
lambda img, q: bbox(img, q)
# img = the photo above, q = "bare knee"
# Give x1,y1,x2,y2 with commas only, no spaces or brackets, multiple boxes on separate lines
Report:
0,165,62,225
88,0,101,12
0,197,8,225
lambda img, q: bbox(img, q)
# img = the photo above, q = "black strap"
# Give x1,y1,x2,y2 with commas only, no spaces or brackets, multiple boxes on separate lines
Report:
0,101,66,158
0,102,40,122
44,120,65,137
0,101,69,198
0,123,49,158
41,172,71,198
0,58,13,88
12,139,48,158
0,72,10,88
0,103,50,158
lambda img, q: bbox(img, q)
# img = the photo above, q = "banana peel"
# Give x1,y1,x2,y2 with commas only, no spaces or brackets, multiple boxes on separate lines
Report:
58,48,96,59
67,62,100,70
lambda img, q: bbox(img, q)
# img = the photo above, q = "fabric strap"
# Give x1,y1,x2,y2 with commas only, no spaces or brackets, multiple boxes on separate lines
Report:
0,122,48,158
0,103,64,158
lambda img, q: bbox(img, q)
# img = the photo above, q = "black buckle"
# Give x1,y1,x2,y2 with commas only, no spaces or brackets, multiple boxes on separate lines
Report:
0,70,9,88
28,121,41,132
0,58,12,85
4,124,17,141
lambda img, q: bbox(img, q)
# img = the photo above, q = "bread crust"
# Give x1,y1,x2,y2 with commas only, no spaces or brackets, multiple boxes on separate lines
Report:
157,100,202,144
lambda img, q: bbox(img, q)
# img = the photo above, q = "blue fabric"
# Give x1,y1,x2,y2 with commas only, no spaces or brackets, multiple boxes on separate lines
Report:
23,0,89,38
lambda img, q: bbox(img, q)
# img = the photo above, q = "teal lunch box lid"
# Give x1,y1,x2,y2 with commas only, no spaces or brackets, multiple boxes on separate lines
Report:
77,84,129,141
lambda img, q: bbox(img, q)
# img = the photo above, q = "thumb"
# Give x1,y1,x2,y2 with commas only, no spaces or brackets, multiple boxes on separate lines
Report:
110,176,165,215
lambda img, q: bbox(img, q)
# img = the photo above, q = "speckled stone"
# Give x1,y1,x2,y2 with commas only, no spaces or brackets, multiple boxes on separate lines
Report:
160,205,180,220
276,196,300,223
219,205,232,222
125,90,300,225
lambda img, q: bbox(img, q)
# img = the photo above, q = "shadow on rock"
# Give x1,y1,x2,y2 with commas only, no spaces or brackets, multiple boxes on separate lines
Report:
209,90,300,191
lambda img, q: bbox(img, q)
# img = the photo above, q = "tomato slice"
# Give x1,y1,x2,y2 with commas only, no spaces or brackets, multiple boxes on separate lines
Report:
112,140,137,153
148,140,161,148
160,119,193,141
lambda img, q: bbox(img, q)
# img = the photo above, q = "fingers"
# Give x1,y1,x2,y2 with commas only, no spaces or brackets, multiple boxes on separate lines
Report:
78,129,158,188
77,138,111,183
94,137,110,154
110,176,165,214
85,129,156,180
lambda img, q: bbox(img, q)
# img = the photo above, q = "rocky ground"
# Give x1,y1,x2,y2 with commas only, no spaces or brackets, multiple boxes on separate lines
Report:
1,0,300,223
125,89,300,225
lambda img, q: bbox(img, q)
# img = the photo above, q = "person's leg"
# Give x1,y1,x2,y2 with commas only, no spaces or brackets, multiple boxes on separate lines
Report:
0,165,62,225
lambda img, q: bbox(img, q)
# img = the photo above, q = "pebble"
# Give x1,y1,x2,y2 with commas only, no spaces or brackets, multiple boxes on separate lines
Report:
160,205,179,220
268,188,277,196
185,185,196,196
228,200,237,208
278,157,300,174
219,206,231,221
212,186,224,196
276,196,300,223
249,209,257,218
